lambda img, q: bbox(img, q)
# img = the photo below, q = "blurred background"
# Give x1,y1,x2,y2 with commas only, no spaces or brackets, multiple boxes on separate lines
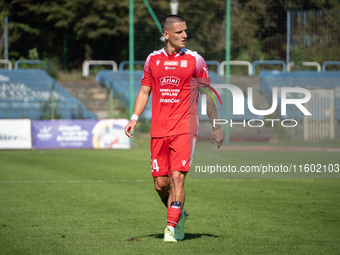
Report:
0,0,339,144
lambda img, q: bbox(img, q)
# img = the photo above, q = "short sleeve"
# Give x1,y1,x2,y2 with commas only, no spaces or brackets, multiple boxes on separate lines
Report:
195,54,210,80
141,54,151,87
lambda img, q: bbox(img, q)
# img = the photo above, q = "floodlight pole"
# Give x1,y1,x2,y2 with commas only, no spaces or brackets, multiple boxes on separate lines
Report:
286,11,291,65
109,82,114,119
225,0,231,145
51,82,55,120
5,17,8,69
129,0,135,142
64,30,68,71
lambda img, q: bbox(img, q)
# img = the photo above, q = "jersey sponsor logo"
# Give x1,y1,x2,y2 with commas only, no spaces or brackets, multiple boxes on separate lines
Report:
164,61,179,66
160,88,179,96
156,60,161,66
165,66,176,70
160,98,180,103
159,76,180,86
180,60,188,68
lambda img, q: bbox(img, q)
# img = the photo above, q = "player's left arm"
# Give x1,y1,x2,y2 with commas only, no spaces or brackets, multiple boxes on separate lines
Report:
196,54,224,148
199,88,224,149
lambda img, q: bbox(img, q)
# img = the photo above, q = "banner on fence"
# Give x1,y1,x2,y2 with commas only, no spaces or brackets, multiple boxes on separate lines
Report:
32,119,130,149
0,119,32,149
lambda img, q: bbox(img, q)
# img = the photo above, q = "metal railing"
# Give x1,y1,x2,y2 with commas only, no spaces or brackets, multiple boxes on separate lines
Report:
287,62,321,72
322,61,340,72
220,61,252,76
0,59,12,70
14,60,46,70
206,61,221,76
5,58,339,76
115,60,338,76
252,60,286,76
82,60,118,77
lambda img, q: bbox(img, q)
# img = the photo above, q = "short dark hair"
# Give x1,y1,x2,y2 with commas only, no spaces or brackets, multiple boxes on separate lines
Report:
161,15,185,32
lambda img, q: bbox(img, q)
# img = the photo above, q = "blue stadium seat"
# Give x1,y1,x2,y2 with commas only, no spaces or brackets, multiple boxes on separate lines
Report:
0,69,97,119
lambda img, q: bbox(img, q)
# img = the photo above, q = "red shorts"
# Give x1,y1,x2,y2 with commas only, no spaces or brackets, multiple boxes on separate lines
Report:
150,133,197,177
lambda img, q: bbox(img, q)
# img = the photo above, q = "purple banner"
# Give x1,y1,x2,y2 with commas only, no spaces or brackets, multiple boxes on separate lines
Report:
32,119,130,149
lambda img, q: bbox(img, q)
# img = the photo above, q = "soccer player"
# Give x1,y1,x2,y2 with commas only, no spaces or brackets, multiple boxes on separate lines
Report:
125,15,224,242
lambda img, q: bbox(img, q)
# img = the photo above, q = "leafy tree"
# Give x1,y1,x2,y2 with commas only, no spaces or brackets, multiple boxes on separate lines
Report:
1,0,339,70
25,0,132,66
0,0,40,59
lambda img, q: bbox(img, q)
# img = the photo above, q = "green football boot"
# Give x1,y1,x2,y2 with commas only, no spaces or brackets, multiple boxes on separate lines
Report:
175,209,188,240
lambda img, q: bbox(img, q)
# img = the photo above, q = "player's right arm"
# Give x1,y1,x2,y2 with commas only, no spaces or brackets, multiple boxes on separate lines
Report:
125,85,152,138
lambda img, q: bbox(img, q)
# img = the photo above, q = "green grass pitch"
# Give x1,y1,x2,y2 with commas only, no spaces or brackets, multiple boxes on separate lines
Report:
0,142,339,254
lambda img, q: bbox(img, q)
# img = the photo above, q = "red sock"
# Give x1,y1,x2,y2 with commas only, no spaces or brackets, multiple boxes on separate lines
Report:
167,207,182,228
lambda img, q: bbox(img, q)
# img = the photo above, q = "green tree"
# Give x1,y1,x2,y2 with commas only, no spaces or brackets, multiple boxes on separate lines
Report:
0,0,40,59
26,0,131,66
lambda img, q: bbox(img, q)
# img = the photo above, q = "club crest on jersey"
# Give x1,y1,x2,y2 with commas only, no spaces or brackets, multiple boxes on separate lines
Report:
164,61,179,66
180,60,188,68
159,76,180,86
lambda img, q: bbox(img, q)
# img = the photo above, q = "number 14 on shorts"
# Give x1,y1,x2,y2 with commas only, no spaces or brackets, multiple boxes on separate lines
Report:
151,159,160,172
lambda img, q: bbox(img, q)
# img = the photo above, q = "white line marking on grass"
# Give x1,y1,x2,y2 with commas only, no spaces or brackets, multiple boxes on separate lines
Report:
2,178,317,185
219,146,340,152
1,180,148,184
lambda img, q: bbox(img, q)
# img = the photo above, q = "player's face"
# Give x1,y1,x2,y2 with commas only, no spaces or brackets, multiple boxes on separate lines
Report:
164,21,187,53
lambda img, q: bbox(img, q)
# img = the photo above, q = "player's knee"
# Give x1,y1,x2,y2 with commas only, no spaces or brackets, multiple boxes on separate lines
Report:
154,178,169,191
154,183,165,192
170,172,185,190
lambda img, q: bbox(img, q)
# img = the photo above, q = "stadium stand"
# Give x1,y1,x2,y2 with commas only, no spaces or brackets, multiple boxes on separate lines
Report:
0,69,97,119
260,70,340,120
96,70,262,121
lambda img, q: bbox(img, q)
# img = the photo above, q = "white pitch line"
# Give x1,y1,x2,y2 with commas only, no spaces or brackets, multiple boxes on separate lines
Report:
1,179,149,184
1,178,318,184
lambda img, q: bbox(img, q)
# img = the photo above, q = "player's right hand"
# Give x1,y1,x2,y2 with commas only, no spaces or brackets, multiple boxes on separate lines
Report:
125,120,137,138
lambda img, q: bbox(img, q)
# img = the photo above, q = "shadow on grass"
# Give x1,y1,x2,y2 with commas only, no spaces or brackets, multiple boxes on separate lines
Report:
146,233,219,240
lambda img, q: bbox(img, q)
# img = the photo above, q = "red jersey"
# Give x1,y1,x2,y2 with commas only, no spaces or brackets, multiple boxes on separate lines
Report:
141,47,210,137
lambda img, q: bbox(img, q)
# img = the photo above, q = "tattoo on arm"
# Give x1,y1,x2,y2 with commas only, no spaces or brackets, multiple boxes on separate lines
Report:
206,91,220,130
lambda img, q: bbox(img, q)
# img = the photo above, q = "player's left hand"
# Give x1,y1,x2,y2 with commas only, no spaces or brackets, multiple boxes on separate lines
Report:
125,120,137,138
211,128,224,149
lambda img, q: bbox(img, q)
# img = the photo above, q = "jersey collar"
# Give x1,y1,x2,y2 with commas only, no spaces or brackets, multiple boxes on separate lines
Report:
162,47,186,58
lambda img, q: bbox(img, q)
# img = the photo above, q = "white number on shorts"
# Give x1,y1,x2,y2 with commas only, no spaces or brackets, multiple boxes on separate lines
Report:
151,159,160,172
